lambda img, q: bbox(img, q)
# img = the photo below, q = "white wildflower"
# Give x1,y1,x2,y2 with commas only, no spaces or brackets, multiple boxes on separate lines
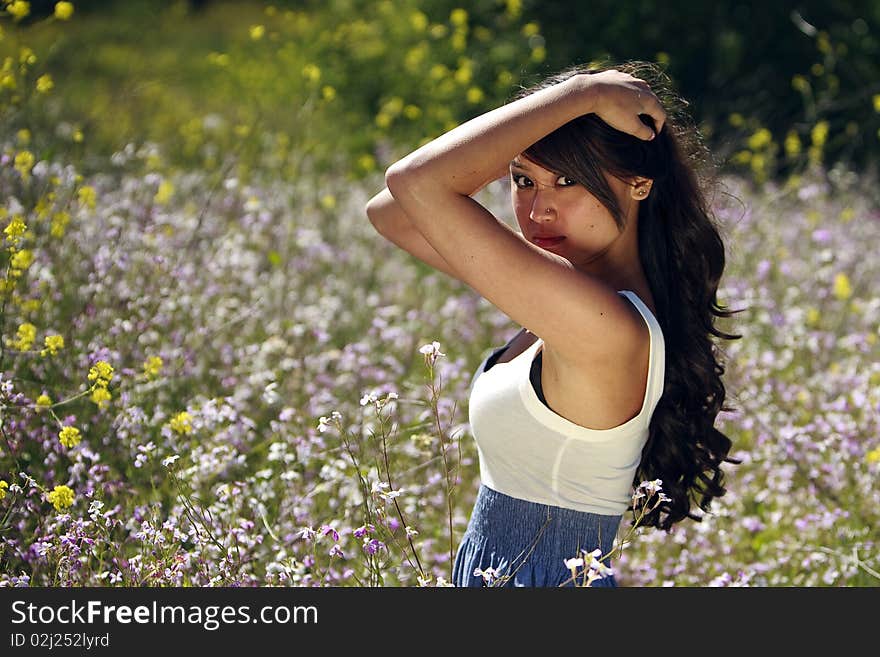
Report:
418,340,446,366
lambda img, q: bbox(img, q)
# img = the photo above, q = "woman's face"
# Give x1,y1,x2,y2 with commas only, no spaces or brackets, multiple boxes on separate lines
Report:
509,156,640,270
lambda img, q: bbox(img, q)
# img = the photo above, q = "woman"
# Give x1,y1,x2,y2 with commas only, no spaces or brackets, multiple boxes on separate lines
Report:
365,60,740,587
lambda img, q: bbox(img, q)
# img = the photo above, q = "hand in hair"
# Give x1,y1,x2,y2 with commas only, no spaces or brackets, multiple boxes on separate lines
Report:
573,69,667,141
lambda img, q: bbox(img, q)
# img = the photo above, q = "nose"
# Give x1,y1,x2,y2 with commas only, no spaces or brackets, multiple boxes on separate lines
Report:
528,189,556,223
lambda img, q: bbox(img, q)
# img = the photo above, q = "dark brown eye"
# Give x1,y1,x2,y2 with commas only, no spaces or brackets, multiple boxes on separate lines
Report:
512,174,532,188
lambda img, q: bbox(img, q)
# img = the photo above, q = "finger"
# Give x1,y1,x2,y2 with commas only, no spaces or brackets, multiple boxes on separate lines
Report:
640,120,657,141
639,96,666,137
648,102,667,136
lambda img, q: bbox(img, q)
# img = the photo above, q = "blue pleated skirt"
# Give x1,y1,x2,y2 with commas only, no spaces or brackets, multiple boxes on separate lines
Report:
452,484,622,587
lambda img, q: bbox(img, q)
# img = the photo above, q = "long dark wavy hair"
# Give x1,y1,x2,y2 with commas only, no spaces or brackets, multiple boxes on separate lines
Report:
513,60,743,531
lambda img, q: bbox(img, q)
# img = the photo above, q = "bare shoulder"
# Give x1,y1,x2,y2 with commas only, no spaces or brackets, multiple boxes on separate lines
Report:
541,286,649,370
541,299,652,430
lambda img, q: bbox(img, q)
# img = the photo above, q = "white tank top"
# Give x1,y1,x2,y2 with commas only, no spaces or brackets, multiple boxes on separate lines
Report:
466,290,666,516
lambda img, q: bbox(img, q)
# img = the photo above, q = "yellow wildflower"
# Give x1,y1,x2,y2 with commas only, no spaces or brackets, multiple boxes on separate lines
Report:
320,195,336,210
357,154,376,172
90,386,111,408
874,94,880,113
35,195,52,219
41,334,64,357
36,394,52,408
207,52,229,67
58,425,81,448
409,10,428,31
14,151,34,179
54,2,74,20
8,1,30,21
169,411,193,435
0,480,8,500
832,273,852,300
748,128,773,151
453,60,472,85
450,8,468,26
47,484,74,511
811,120,829,147
321,85,336,102
143,355,163,380
784,130,802,157
51,211,70,238
466,87,484,104
88,360,114,387
791,74,809,93
429,64,449,80
867,448,880,465
10,249,32,271
154,180,174,205
522,22,540,37
249,24,265,40
11,323,36,351
16,128,30,144
35,74,53,93
302,63,321,83
19,47,36,66
77,185,96,209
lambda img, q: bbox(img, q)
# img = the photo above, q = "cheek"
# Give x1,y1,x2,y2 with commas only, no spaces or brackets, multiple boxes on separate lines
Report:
571,196,613,223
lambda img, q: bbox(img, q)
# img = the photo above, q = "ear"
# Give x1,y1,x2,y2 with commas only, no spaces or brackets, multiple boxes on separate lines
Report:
629,176,654,200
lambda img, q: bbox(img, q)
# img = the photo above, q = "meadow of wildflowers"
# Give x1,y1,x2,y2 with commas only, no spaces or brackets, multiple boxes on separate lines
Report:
0,2,877,587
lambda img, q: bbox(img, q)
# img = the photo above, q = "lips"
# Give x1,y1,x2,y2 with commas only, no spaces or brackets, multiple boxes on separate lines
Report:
533,235,565,248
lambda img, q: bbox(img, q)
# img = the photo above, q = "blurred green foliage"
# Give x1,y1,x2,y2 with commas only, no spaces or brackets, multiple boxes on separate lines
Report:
2,0,879,184
522,0,880,182
1,0,541,181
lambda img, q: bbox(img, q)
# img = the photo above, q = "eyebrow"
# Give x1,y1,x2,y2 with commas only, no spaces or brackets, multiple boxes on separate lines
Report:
510,161,563,177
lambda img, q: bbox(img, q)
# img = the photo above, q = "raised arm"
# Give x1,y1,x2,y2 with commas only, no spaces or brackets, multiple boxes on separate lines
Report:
385,71,663,197
365,165,509,280
366,187,460,279
378,70,666,367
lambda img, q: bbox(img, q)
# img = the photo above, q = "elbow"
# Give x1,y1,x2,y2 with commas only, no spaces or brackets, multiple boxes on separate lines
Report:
383,162,406,199
364,196,386,233
384,160,425,200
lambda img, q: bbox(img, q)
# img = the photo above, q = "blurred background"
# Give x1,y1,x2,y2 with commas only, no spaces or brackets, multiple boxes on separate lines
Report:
5,0,880,186
0,1,878,588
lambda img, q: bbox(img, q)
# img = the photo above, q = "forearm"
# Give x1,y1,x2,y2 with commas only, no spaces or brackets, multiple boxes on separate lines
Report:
365,187,413,235
365,187,460,278
366,171,505,233
386,75,595,196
